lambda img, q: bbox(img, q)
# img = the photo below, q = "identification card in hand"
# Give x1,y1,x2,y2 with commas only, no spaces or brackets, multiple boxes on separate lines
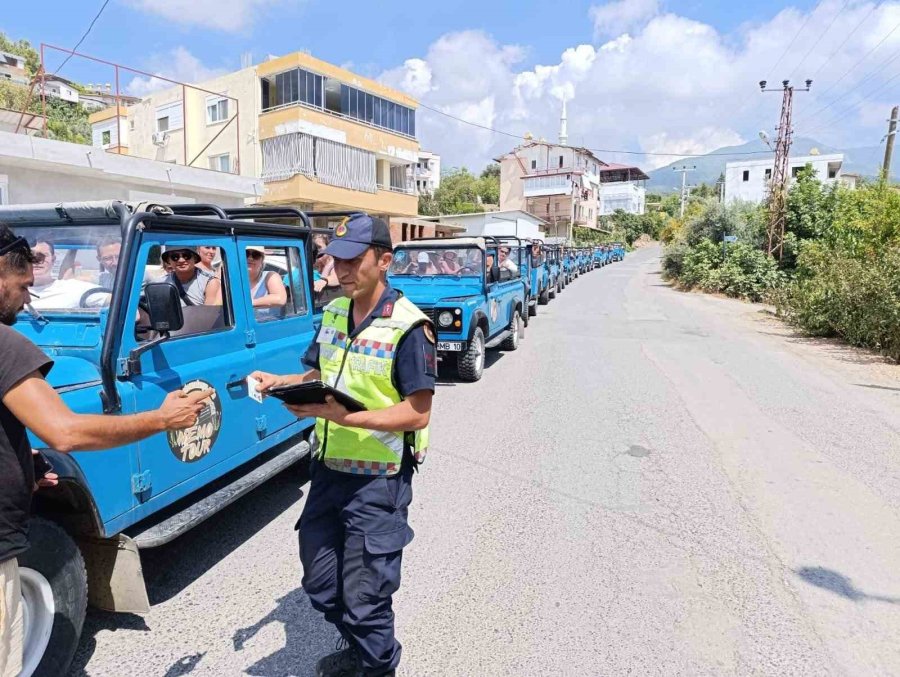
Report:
246,375,264,403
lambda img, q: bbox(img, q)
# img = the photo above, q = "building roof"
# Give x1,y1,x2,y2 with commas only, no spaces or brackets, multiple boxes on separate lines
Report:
420,209,549,226
495,140,606,166
597,163,650,182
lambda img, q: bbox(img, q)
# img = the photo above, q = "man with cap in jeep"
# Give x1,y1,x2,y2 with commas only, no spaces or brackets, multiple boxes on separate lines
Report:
157,245,222,306
250,214,436,677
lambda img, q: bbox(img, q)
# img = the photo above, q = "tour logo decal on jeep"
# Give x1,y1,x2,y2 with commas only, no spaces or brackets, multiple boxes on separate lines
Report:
167,379,222,463
490,299,499,323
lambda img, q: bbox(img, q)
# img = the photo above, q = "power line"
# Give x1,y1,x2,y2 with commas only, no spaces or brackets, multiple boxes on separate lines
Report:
768,8,816,79
789,0,850,81
415,101,774,159
53,0,112,75
808,15,900,103
797,65,900,137
810,1,880,79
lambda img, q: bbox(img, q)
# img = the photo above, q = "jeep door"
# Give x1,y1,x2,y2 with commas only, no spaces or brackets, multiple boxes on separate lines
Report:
120,235,260,509
237,237,317,440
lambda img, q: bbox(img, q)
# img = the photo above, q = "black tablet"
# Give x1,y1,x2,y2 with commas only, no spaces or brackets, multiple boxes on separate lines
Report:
266,381,367,412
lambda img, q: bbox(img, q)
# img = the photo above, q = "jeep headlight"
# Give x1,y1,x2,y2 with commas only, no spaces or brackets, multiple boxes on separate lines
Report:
438,311,453,327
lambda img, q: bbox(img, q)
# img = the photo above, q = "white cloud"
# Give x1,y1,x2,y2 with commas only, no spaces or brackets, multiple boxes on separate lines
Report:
126,48,228,96
377,2,900,176
127,0,284,32
590,0,659,39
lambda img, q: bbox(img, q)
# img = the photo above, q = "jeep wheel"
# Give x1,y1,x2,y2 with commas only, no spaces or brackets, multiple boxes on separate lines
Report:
528,298,537,317
500,310,521,351
457,327,485,381
18,518,87,677
539,288,550,305
549,283,557,300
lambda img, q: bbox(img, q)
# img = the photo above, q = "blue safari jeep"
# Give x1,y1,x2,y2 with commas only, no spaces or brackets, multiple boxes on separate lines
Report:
387,236,526,382
545,245,564,295
1,200,336,677
610,242,625,262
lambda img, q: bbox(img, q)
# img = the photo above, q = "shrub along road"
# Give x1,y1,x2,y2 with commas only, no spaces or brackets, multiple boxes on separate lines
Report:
73,246,900,676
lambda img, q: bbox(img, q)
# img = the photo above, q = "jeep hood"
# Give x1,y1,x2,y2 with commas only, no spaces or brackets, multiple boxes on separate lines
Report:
390,279,483,306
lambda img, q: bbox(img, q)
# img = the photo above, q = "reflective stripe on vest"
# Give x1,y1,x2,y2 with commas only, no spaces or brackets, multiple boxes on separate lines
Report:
315,294,431,476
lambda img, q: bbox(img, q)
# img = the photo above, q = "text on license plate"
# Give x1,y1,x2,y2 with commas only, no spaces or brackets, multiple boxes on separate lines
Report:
437,341,464,352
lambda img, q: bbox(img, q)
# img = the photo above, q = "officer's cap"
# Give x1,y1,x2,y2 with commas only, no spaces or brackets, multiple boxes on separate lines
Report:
323,214,393,260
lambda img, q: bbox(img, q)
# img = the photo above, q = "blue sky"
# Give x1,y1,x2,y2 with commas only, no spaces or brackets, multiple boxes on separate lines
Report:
1,0,894,172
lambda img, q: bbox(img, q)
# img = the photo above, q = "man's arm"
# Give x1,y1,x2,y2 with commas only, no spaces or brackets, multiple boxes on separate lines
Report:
249,369,321,392
286,390,431,432
204,277,223,305
3,373,211,453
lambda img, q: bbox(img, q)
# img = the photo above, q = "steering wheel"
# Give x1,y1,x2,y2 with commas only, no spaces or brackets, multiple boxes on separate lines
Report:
79,287,112,309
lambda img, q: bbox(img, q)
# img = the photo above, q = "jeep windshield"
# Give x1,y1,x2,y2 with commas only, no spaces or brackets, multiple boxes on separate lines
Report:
390,246,484,277
15,225,120,316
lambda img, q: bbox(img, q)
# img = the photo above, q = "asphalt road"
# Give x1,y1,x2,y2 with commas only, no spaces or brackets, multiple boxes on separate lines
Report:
73,246,900,676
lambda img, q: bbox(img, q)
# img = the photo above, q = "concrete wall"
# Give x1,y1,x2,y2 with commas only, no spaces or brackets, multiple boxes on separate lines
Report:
0,130,260,207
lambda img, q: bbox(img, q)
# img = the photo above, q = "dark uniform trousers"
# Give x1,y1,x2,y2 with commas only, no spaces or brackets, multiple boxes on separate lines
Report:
299,457,415,676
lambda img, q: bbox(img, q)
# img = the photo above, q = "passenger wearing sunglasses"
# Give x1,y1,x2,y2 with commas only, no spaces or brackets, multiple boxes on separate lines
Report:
158,246,221,306
246,246,286,314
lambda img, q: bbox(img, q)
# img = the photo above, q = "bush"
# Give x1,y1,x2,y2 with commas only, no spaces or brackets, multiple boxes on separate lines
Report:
778,243,900,361
664,238,783,301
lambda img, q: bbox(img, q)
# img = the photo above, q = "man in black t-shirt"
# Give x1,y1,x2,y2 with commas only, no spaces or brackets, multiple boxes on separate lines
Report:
0,225,212,676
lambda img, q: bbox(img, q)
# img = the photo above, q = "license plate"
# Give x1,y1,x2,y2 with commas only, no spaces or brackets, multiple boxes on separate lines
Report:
437,341,464,352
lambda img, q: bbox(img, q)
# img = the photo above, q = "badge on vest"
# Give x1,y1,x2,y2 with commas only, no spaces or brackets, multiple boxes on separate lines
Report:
318,327,337,344
382,301,394,317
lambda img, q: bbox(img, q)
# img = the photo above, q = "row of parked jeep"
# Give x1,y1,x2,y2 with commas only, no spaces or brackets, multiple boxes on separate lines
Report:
388,237,626,381
0,200,624,677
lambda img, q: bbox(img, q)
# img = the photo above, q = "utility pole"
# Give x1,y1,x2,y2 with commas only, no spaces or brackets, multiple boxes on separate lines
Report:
760,78,811,260
672,165,695,217
883,105,898,178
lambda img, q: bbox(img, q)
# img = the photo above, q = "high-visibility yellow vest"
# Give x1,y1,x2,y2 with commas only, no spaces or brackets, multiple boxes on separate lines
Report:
315,294,431,476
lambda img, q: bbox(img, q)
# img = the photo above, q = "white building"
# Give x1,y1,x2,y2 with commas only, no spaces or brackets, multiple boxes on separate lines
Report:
422,209,547,240
597,163,648,215
42,76,80,104
0,52,29,86
414,150,440,195
0,129,262,206
724,153,845,204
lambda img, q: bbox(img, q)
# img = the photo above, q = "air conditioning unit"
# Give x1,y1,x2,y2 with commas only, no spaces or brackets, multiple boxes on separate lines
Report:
152,131,169,146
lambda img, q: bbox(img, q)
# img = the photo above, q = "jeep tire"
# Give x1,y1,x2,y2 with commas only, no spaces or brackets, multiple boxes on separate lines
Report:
18,518,87,677
500,309,521,351
528,298,537,317
539,288,550,305
457,327,485,381
549,283,557,300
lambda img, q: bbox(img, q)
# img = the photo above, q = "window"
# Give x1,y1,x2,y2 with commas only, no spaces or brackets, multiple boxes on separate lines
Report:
155,102,183,132
742,170,750,182
531,160,537,169
206,97,229,124
765,168,772,181
263,68,323,111
0,174,7,205
209,154,231,173
792,166,802,178
157,116,169,133
559,155,564,168
135,243,230,341
129,120,135,131
245,245,307,322
101,130,111,145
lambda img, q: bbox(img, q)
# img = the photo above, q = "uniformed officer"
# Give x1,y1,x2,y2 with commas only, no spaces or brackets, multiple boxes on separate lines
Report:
251,214,435,677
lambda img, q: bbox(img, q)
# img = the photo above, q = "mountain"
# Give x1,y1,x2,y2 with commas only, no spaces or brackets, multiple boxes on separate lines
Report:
644,137,894,192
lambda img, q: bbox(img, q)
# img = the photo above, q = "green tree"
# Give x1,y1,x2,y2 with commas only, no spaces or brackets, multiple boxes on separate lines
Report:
418,166,499,216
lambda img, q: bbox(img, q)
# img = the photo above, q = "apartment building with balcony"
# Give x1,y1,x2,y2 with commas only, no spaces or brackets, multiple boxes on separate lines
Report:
257,52,419,222
414,150,440,195
597,163,648,215
89,53,420,220
497,140,603,240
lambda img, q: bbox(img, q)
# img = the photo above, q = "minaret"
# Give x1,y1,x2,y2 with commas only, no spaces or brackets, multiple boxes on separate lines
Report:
559,97,568,146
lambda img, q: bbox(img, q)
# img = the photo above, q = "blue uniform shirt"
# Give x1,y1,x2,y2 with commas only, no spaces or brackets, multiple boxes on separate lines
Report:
302,286,436,396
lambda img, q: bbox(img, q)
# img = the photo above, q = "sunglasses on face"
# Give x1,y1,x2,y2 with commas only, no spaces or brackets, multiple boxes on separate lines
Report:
246,251,264,260
166,252,195,262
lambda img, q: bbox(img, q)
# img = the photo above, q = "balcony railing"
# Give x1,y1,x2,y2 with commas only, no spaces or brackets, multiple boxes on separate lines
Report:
378,182,416,195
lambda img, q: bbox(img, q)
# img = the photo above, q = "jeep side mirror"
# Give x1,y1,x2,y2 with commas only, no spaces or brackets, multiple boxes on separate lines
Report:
125,283,184,377
145,282,184,332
